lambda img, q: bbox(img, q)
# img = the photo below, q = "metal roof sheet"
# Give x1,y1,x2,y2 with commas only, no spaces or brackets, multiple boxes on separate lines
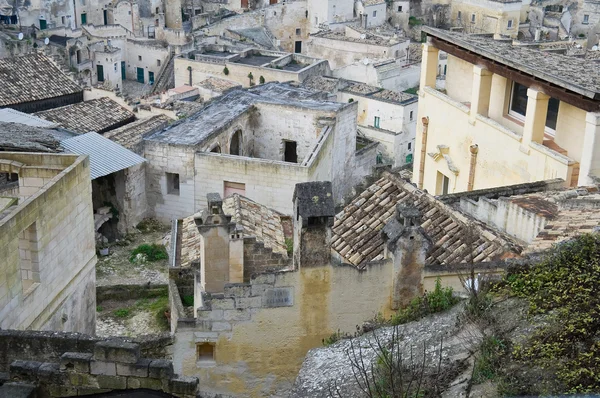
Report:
0,108,58,128
60,132,146,179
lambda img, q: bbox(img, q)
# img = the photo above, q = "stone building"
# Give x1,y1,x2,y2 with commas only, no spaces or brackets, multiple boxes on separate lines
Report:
414,26,600,195
0,152,96,334
143,82,367,221
174,46,330,88
449,0,523,38
0,53,83,114
303,76,419,166
165,173,538,397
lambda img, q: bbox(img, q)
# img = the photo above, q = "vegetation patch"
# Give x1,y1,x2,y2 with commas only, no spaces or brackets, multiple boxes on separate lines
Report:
129,244,168,263
503,234,600,394
323,329,352,346
182,295,194,307
404,86,419,95
391,277,459,325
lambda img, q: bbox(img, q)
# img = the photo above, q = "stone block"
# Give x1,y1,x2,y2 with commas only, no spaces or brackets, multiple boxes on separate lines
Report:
60,352,93,373
251,273,275,284
235,296,262,309
193,331,219,340
9,360,42,381
94,340,140,364
96,375,127,390
148,359,174,379
127,376,141,389
211,322,232,331
197,309,223,321
223,284,252,298
37,363,66,385
76,388,112,396
116,358,151,377
211,298,235,310
223,309,251,321
68,372,99,388
90,361,116,376
250,283,271,296
47,385,78,397
167,375,199,395
138,376,164,390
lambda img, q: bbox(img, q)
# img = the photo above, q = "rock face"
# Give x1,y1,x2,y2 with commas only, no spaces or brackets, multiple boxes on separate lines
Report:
291,304,478,398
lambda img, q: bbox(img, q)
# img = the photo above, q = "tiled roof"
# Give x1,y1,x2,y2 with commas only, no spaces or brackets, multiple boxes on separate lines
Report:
35,97,135,134
197,77,242,92
301,76,340,93
179,212,202,268
0,53,82,107
332,172,521,267
342,82,418,104
362,0,385,6
423,27,600,99
223,194,288,256
104,115,171,150
0,122,62,152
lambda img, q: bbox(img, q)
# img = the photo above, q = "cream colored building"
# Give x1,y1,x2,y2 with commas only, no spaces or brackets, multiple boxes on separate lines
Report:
414,27,600,195
0,152,96,334
449,0,523,37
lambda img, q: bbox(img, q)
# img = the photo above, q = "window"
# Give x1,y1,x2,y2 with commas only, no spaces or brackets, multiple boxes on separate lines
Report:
583,14,590,24
224,181,245,197
398,5,402,12
19,222,40,294
61,16,65,25
166,172,180,195
196,343,215,362
114,63,117,72
230,130,242,155
436,172,450,195
138,55,142,61
471,14,475,23
157,59,161,67
408,142,412,150
409,111,414,121
373,10,377,17
284,140,297,163
457,11,461,20
509,82,560,132
374,116,380,128
296,28,301,35
128,10,131,15
507,19,513,29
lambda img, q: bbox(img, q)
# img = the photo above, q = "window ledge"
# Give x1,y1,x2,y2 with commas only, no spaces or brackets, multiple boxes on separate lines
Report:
196,359,217,368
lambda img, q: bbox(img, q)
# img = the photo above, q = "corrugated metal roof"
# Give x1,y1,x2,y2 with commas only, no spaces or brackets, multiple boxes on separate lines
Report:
60,132,146,179
0,108,58,128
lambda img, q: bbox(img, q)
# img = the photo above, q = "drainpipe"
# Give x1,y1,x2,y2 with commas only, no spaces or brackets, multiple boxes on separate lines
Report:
418,116,429,190
468,144,479,191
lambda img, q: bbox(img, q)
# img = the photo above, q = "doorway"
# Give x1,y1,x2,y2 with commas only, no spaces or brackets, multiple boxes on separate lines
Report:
39,19,47,30
81,13,87,25
103,9,108,25
76,50,81,64
294,41,302,53
136,67,144,83
97,64,104,82
284,140,297,163
230,130,242,156
241,0,248,8
121,61,126,80
149,71,155,85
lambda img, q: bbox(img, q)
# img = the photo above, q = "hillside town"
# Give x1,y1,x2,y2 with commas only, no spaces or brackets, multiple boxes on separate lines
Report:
1,0,600,396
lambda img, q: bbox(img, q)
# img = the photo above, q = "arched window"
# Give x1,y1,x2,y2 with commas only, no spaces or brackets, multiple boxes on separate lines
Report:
230,130,242,155
210,144,221,153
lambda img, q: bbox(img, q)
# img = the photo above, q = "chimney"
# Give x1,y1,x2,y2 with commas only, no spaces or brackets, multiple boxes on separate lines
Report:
381,204,432,309
292,181,335,269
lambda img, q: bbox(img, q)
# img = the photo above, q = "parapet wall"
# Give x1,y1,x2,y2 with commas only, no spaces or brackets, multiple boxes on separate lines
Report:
0,330,195,397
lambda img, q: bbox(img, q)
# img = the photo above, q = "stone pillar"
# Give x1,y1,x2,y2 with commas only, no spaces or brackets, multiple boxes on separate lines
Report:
164,0,183,29
469,66,493,123
522,88,549,148
488,74,508,122
419,42,440,90
578,112,600,186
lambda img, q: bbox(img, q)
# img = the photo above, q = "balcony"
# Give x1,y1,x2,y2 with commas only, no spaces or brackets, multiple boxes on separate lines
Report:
75,59,92,72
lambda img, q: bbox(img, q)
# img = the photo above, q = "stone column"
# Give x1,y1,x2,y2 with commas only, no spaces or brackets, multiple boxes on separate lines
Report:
469,66,493,123
488,74,508,122
578,112,600,186
522,88,549,148
419,42,440,90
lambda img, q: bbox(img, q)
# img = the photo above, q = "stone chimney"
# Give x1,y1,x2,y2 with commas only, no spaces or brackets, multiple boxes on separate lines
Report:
381,203,432,309
194,193,241,294
292,182,335,269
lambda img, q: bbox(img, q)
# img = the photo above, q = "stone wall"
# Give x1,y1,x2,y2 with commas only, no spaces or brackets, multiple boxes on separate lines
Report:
243,237,292,281
0,153,96,334
0,330,197,397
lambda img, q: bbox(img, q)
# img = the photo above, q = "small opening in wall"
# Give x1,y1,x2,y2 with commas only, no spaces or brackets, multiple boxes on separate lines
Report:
196,342,215,361
166,172,180,195
409,236,414,240
284,140,297,163
307,216,326,226
211,206,219,215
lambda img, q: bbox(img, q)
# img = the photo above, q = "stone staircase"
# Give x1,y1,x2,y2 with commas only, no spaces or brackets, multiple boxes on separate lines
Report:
151,52,176,94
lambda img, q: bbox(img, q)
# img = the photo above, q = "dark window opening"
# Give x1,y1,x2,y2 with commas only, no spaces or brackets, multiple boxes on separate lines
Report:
398,5,402,12
230,130,242,156
196,343,215,361
307,216,326,226
510,82,560,130
284,140,297,163
210,144,221,153
167,172,180,195
294,40,302,53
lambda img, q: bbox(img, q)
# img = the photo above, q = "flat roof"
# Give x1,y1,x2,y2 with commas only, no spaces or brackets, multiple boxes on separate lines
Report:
145,83,344,146
234,54,279,66
423,27,600,100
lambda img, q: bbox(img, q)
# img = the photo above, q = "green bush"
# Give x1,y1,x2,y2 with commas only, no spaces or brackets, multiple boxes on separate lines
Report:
506,234,600,393
129,244,168,263
391,277,459,325
259,75,265,84
182,295,194,307
323,329,351,346
473,335,506,383
285,238,293,256
113,308,130,318
223,66,229,75
408,16,423,26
